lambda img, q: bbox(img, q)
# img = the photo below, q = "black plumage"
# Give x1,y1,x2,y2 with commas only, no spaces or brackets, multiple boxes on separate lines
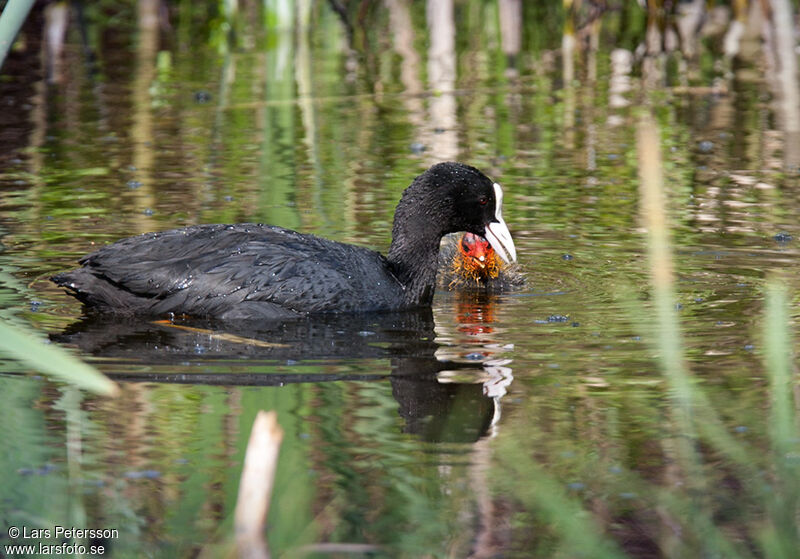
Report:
52,162,517,319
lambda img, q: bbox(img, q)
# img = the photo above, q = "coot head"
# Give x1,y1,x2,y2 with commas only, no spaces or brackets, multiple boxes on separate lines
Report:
390,162,516,265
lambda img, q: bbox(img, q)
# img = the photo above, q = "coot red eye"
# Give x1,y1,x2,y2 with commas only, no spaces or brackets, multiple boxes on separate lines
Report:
479,197,488,205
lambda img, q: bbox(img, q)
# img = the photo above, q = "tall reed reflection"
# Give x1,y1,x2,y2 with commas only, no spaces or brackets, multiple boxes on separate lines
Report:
2,1,800,557
483,109,800,557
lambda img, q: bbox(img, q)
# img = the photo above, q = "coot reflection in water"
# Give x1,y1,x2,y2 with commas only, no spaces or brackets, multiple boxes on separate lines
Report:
53,308,513,443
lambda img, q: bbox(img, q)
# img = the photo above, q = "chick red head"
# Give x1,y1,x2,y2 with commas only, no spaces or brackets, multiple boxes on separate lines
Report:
458,232,494,269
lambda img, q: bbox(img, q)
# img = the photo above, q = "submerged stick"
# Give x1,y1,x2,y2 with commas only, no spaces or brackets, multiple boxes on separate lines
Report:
235,411,284,559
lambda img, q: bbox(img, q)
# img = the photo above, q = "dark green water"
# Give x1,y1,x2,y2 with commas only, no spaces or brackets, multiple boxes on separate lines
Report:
1,2,800,557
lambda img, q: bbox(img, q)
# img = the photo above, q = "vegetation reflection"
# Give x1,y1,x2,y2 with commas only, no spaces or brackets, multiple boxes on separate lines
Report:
0,0,799,557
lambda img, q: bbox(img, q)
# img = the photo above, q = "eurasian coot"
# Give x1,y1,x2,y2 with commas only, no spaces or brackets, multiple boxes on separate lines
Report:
52,162,517,319
438,232,525,291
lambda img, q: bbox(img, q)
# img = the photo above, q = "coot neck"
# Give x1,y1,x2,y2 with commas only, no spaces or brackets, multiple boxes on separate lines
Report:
387,194,447,307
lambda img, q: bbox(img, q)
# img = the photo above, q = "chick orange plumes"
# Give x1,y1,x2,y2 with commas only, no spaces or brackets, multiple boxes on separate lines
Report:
451,233,502,287
438,232,524,292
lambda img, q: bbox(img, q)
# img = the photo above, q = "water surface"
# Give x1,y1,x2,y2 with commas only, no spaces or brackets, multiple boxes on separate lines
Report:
1,2,800,557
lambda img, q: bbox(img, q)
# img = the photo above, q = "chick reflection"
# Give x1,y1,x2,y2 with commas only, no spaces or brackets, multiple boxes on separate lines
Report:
419,276,519,441
52,309,508,442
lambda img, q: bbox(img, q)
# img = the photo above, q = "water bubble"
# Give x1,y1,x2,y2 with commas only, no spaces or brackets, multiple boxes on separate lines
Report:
18,464,57,476
124,470,161,479
698,140,714,153
409,142,426,154
194,90,212,103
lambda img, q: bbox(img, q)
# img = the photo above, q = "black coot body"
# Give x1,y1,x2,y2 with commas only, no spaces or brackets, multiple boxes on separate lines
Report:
52,162,517,319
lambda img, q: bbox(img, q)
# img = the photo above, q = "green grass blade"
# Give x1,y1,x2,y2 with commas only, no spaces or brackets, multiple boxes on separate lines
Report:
765,281,793,456
496,451,628,559
762,280,800,558
0,319,118,396
0,0,36,69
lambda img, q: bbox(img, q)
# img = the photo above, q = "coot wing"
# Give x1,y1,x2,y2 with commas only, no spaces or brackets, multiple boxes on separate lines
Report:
69,224,399,318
